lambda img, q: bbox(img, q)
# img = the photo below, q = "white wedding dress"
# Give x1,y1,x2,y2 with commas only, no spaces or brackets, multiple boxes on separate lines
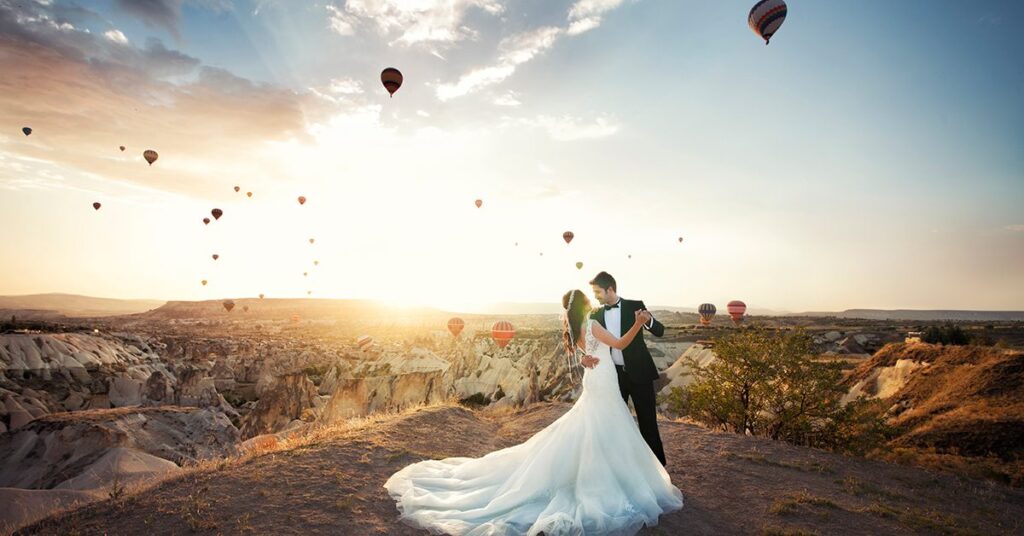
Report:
383,319,684,536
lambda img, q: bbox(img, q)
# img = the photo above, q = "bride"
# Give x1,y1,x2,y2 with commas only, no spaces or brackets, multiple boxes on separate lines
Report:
383,289,684,535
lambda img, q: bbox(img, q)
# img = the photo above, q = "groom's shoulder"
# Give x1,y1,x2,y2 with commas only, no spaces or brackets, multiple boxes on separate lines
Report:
588,309,601,319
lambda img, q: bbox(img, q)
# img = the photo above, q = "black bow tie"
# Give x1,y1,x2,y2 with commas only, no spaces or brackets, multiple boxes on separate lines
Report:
604,303,619,311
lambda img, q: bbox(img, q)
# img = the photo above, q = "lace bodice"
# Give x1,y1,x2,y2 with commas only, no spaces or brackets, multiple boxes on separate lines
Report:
585,319,601,355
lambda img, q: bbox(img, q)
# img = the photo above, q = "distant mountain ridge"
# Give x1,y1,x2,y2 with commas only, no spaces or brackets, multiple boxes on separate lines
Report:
0,293,164,317
797,309,1024,322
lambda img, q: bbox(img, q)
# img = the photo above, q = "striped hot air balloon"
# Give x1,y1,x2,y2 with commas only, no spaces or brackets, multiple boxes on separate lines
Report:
727,300,747,324
491,320,515,348
357,335,374,351
698,303,717,326
748,0,787,45
447,317,465,337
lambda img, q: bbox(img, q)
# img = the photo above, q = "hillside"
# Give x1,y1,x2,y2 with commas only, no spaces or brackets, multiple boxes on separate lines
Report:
16,402,1024,536
843,342,1024,484
0,294,164,317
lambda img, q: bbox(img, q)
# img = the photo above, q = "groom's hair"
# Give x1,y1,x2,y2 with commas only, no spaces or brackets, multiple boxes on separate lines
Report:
589,272,616,292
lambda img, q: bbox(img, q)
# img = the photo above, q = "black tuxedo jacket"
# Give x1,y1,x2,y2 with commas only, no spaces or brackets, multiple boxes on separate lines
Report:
590,298,664,382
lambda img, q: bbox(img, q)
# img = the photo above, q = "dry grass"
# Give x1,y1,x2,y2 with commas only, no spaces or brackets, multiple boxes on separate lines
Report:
760,525,821,536
723,452,835,474
857,503,983,536
768,491,840,516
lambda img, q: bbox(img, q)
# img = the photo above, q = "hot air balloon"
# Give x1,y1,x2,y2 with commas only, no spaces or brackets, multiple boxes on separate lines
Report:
212,254,219,261
447,317,465,338
246,192,252,198
307,290,312,295
303,272,308,277
698,303,717,326
202,217,210,225
234,186,240,193
201,279,208,286
243,305,249,312
313,260,319,266
628,254,632,259
576,262,583,270
223,300,235,312
259,293,265,299
21,127,31,136
678,237,684,243
308,238,314,244
143,149,158,165
475,199,482,208
357,335,374,351
211,208,223,220
380,67,403,97
297,196,306,205
727,300,747,324
92,202,101,211
119,145,125,152
563,231,574,244
491,320,515,348
748,0,787,45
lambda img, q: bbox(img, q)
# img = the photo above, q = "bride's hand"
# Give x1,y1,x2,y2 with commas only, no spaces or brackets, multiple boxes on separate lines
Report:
635,310,652,325
581,354,600,369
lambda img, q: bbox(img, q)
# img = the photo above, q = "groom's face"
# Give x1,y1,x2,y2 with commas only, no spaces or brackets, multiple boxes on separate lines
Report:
591,284,610,305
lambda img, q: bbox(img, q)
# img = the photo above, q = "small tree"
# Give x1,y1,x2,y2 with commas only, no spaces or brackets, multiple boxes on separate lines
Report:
680,328,891,454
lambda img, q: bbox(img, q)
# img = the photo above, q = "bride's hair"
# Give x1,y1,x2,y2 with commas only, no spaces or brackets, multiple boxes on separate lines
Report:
561,289,591,358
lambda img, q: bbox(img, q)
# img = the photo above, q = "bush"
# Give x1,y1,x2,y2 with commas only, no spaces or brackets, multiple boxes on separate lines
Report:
678,328,891,455
921,324,970,345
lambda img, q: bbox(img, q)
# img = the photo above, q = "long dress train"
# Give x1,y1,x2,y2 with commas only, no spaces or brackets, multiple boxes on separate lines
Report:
383,319,683,535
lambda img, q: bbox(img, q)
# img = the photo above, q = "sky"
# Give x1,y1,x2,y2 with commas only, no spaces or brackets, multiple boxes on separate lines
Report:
0,0,1022,313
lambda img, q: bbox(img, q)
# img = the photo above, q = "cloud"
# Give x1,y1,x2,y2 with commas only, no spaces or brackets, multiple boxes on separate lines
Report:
104,29,129,44
566,0,627,36
436,26,561,100
326,5,357,35
328,77,364,95
0,3,310,197
1005,224,1024,232
493,91,521,107
510,114,620,141
436,0,631,100
112,0,231,39
329,0,504,45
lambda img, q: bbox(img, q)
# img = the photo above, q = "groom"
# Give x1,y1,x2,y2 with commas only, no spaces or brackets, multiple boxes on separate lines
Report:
587,271,667,466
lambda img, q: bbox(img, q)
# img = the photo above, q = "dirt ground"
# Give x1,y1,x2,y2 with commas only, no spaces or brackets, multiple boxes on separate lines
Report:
16,402,1024,536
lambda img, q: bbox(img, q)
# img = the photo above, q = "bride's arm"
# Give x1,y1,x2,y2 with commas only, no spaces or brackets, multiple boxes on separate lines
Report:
590,314,646,350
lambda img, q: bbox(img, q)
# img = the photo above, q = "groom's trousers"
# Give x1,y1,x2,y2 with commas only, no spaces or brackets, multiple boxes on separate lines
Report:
615,365,667,466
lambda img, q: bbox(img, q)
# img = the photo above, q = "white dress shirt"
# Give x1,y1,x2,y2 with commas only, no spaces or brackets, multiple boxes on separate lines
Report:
605,301,624,366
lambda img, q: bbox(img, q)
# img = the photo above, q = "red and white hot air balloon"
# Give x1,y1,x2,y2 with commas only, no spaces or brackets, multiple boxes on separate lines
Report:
563,231,574,244
491,320,515,348
92,202,101,211
447,317,465,338
143,149,158,165
727,300,747,324
297,196,306,205
474,199,482,208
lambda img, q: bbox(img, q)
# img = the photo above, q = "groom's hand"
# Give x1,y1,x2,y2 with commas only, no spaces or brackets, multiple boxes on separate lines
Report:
581,355,600,369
